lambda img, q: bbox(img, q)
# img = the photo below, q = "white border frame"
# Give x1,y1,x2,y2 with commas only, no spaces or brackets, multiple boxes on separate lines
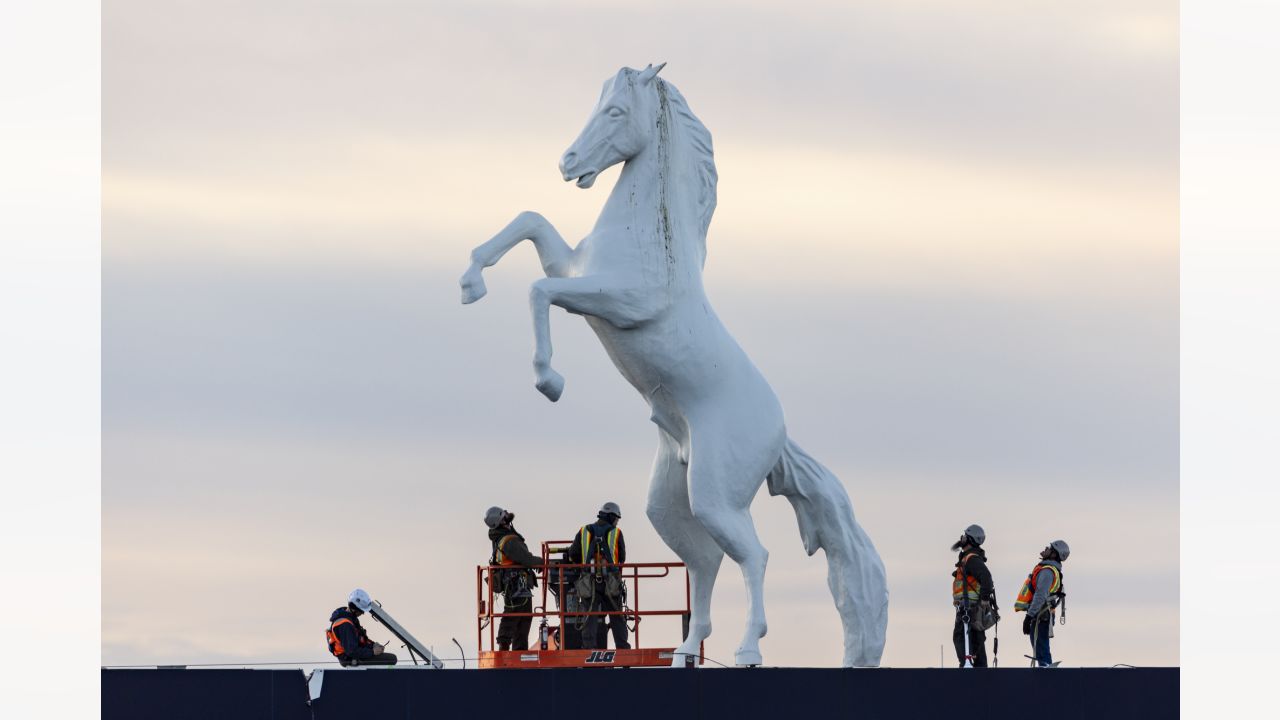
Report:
1183,0,1280,714
0,0,101,715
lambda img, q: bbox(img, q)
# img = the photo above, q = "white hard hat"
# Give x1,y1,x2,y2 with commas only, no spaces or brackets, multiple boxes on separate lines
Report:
599,501,622,518
964,524,985,546
1050,539,1071,561
484,506,506,529
348,588,373,613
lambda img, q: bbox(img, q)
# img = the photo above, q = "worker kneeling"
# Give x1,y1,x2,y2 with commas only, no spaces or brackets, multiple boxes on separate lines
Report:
567,502,630,650
327,589,397,667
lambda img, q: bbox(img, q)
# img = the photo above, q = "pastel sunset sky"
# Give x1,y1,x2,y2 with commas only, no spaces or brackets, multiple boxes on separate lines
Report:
103,0,1177,668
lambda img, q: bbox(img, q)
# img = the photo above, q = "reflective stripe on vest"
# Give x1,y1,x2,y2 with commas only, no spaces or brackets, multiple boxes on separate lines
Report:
327,617,354,657
1013,563,1063,611
579,526,620,565
952,552,981,604
495,535,518,566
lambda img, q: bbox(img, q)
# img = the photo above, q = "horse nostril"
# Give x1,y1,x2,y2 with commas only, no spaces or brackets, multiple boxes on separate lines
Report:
562,152,577,168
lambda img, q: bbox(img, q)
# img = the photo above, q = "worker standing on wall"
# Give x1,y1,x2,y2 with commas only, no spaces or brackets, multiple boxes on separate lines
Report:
951,524,996,667
567,502,630,650
1015,540,1069,667
326,588,398,666
485,506,541,651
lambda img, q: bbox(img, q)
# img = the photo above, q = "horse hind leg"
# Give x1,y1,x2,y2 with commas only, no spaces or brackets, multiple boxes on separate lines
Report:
645,432,723,667
686,432,780,667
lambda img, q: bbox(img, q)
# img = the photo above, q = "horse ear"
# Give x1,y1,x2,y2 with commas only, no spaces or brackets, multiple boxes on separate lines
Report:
639,62,667,85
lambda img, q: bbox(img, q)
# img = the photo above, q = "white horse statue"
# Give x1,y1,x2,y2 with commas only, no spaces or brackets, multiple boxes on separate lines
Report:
460,64,888,667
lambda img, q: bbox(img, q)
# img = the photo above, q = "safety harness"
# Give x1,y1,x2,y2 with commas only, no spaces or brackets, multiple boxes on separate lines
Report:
1015,563,1066,668
491,534,532,601
954,551,1000,667
952,552,982,606
326,614,371,664
1013,563,1064,613
326,617,353,659
573,524,627,631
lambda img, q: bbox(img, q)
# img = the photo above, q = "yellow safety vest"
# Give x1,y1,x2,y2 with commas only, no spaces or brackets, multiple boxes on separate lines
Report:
578,525,621,565
952,552,982,605
1014,563,1062,611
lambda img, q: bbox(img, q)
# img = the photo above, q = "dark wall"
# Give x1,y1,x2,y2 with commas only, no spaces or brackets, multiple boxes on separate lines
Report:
104,667,1179,720
102,669,311,720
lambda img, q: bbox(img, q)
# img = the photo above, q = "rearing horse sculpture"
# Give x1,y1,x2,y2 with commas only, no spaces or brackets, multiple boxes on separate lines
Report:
460,64,888,667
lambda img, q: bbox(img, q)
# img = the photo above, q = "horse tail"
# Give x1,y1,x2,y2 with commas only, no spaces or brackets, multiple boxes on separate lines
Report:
767,437,889,667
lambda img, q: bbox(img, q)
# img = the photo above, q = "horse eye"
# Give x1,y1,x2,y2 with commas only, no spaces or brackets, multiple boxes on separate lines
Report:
607,107,625,119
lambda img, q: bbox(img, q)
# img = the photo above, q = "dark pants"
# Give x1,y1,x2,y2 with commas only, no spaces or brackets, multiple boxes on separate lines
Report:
1031,612,1053,666
952,610,987,667
583,585,630,650
560,593,584,650
344,652,397,666
497,596,532,651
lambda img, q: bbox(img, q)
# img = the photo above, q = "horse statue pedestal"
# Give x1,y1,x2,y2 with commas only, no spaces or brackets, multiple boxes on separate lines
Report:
461,64,888,668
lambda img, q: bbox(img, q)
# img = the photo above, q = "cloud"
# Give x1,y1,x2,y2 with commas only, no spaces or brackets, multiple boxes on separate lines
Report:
102,0,1178,668
104,258,1174,480
103,257,1176,667
103,426,1177,668
105,1,1176,171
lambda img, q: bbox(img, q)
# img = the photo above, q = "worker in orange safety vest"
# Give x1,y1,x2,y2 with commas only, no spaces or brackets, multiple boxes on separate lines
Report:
951,524,996,667
326,588,397,666
1014,540,1069,667
485,506,541,651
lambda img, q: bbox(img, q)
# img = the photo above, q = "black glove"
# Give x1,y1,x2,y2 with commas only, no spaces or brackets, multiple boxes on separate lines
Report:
1022,616,1032,635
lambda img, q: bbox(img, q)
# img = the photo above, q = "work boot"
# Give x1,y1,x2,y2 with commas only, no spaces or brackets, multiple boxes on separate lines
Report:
498,641,511,652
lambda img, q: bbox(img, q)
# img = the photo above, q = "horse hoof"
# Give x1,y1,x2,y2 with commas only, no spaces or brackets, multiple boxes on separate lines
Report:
535,369,564,402
669,645,699,668
734,648,763,667
459,268,488,304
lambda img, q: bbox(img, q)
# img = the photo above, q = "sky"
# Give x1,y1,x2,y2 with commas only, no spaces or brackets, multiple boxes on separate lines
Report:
102,0,1178,668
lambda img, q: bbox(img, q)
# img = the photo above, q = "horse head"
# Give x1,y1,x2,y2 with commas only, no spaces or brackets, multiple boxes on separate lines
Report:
559,63,666,189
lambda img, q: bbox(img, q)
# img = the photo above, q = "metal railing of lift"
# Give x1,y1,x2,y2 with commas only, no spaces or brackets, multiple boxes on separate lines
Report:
476,550,692,654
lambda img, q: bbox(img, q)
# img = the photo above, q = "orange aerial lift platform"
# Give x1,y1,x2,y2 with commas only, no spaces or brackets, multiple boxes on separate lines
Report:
476,539,704,669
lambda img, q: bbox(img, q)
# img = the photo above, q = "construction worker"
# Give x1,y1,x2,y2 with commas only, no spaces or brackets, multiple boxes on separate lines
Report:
950,524,996,667
326,588,398,666
485,506,541,651
1015,539,1069,667
567,502,630,650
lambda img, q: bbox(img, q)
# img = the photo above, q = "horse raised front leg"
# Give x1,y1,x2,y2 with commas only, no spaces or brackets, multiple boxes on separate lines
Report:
460,211,573,304
527,276,659,401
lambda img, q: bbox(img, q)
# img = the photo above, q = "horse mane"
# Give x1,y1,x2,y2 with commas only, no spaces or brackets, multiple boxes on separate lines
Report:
657,79,718,266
